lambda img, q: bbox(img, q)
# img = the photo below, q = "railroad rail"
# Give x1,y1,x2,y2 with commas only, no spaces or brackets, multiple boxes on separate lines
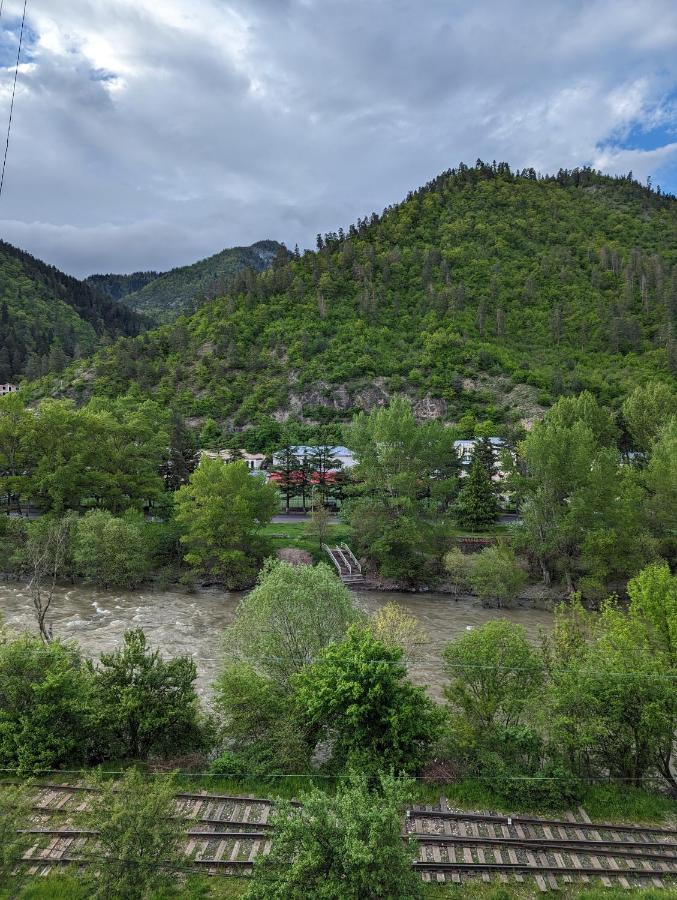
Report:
5,784,677,890
408,800,677,890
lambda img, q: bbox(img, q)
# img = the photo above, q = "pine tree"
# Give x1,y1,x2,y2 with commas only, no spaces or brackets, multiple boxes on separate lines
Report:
455,452,499,531
271,445,301,513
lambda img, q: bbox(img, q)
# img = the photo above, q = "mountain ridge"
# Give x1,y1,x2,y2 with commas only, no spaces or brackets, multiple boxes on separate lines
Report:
0,239,146,384
86,239,287,323
27,162,677,445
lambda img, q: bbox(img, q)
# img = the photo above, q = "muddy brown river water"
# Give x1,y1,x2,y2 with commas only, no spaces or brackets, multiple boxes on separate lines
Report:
0,582,553,700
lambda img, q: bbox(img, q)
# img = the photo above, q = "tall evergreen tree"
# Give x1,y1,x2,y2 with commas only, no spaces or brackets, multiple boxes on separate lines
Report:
455,451,499,531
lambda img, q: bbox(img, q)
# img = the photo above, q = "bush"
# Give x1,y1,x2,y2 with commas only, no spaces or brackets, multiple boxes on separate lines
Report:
294,626,444,775
0,636,93,773
73,509,152,588
212,664,311,775
468,544,527,603
443,547,474,590
84,769,185,900
246,774,422,900
89,629,209,761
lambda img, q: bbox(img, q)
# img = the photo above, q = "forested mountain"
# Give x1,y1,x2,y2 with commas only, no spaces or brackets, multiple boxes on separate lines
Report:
85,270,160,301
0,240,146,384
87,240,287,323
44,164,676,437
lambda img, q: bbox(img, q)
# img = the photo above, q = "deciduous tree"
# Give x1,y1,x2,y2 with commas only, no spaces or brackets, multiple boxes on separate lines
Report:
174,457,278,587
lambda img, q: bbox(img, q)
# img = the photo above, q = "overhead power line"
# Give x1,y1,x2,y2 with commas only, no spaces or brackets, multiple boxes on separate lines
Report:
0,0,28,203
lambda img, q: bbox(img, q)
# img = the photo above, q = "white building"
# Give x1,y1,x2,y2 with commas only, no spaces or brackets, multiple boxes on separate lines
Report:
271,445,356,469
454,437,515,485
0,383,17,397
200,449,266,471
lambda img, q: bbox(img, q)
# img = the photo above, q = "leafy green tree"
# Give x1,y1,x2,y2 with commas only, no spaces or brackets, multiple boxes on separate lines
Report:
543,577,676,790
546,390,618,447
643,418,677,535
518,399,653,591
223,560,359,685
0,515,28,575
0,636,93,772
212,664,311,775
0,392,34,513
626,563,676,789
86,769,184,900
455,452,499,531
174,457,279,587
545,599,673,787
306,499,332,551
198,416,222,449
24,395,169,514
246,775,422,900
73,510,152,588
443,621,543,733
468,543,527,603
90,629,206,760
294,626,443,774
622,381,677,454
345,397,456,580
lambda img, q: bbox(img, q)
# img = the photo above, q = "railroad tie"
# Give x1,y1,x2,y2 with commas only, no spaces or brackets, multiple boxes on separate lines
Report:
476,849,491,883
213,837,229,863
431,846,444,882
534,873,549,892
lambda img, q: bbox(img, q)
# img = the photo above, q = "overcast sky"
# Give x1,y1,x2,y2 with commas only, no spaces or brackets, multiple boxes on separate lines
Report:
0,0,675,277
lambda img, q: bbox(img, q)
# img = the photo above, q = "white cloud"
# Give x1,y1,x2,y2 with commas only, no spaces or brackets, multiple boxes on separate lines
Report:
0,0,674,276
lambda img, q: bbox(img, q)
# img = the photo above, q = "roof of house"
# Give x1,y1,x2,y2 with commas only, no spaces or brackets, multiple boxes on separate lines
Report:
283,445,354,456
454,437,505,448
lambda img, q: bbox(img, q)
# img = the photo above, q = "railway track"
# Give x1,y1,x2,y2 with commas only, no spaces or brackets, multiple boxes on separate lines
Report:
15,783,277,875
408,800,677,891
6,783,677,890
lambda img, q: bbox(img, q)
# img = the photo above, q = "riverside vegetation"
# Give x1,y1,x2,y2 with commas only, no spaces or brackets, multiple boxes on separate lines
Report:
1,381,675,593
0,559,675,897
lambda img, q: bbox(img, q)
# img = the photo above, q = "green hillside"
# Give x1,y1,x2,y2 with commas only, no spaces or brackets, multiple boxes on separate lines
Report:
47,163,676,438
85,270,160,301
0,240,146,384
88,240,287,323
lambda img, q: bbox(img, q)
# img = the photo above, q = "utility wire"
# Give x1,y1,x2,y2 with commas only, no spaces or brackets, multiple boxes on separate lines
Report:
0,0,28,203
0,644,677,680
0,767,669,782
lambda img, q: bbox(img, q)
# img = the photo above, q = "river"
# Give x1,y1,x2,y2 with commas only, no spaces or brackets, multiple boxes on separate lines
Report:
0,582,553,700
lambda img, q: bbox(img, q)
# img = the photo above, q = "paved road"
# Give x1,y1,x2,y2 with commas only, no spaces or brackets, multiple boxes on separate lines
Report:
272,513,340,524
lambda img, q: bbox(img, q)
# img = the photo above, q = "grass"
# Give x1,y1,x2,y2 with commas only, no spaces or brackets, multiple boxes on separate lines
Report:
261,520,352,562
1,874,250,899
4,873,672,899
409,778,676,825
18,770,676,824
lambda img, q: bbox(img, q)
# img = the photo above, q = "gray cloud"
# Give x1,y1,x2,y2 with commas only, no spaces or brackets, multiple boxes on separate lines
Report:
0,0,674,276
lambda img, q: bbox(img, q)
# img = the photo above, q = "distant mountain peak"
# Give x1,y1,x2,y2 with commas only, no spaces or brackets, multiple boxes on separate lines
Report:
86,240,287,323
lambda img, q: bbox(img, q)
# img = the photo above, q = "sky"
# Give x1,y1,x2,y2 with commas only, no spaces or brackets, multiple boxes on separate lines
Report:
0,0,675,278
